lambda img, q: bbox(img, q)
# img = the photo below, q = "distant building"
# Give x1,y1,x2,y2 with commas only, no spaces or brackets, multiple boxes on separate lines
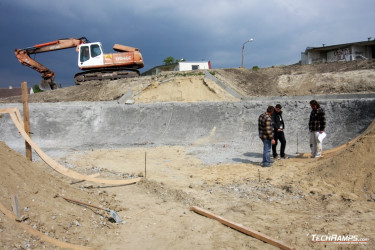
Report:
301,39,375,65
0,86,33,99
142,61,212,76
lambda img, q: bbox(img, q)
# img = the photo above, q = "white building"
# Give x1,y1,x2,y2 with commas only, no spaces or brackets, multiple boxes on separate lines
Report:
301,39,375,65
142,61,212,76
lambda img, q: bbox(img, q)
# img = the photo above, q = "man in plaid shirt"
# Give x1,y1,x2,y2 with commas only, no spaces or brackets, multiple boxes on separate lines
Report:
309,100,326,158
258,106,276,167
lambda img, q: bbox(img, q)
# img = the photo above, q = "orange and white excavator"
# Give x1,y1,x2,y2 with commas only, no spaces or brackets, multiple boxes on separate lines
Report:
15,37,144,90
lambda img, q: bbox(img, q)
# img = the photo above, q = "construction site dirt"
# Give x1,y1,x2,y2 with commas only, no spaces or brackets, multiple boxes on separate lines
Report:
1,60,375,249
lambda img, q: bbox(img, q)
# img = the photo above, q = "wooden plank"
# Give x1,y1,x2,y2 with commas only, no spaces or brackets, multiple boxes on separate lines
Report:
10,111,142,185
0,107,19,114
14,108,25,128
2,107,141,185
21,81,32,161
190,206,295,250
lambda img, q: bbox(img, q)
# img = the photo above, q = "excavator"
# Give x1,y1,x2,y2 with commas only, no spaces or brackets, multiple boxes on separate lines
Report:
14,37,144,90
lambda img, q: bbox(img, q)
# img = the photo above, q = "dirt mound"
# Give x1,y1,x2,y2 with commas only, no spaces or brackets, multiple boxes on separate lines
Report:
300,119,375,202
0,77,151,103
0,141,123,249
214,60,375,97
1,60,374,103
134,76,238,103
0,74,238,104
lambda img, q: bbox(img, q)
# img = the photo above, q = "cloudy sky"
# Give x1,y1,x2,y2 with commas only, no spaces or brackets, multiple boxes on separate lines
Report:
0,0,374,88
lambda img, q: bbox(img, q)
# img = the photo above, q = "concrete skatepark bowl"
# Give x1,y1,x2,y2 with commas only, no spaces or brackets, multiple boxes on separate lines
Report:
1,93,374,164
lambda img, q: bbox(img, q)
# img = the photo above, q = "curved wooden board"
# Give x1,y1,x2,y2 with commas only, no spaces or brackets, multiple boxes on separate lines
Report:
0,108,141,185
0,201,94,250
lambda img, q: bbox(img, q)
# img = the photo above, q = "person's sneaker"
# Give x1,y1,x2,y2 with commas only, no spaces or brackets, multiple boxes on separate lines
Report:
311,155,322,158
274,156,281,160
261,164,272,168
281,156,288,159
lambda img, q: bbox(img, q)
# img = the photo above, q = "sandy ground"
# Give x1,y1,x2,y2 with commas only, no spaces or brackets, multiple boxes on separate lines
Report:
133,76,238,103
1,61,375,249
1,123,374,249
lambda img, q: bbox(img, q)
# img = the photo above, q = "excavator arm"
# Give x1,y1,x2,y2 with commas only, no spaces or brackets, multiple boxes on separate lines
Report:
15,37,89,90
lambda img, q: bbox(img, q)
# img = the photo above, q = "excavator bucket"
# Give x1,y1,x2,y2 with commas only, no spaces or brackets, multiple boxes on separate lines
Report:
39,79,57,91
39,80,51,91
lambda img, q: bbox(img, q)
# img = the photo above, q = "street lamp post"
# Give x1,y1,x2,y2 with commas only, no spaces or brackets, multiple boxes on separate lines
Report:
241,38,254,68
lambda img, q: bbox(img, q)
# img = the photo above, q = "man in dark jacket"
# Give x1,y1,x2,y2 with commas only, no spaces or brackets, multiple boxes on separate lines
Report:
309,100,326,158
272,104,287,159
258,106,276,167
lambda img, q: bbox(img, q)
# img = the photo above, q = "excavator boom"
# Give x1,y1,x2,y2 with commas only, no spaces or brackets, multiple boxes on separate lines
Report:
20,37,89,54
14,37,89,90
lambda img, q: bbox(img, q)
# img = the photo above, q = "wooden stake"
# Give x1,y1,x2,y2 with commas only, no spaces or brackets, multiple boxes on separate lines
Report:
21,82,32,161
11,194,21,219
0,199,94,249
296,132,299,154
144,152,147,178
258,169,260,182
190,206,295,250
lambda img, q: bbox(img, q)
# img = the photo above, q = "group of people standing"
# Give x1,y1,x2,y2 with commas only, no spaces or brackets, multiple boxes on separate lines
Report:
258,100,326,167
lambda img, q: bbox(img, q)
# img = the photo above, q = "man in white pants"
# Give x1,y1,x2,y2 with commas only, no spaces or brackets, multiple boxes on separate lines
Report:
308,100,326,158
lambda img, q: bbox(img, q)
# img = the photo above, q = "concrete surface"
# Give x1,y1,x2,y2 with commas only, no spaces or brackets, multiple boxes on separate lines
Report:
1,94,374,164
204,70,243,99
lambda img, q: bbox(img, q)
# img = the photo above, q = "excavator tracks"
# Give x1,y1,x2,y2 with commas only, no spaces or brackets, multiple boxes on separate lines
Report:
74,68,140,84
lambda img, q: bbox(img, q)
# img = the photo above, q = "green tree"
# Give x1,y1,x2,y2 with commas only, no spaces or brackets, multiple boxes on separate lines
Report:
33,84,43,93
163,56,175,65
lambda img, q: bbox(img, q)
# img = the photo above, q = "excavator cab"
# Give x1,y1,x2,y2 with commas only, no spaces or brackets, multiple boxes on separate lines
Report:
78,42,104,68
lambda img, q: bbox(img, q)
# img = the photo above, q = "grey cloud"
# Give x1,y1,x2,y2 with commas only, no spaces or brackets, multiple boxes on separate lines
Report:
1,0,374,88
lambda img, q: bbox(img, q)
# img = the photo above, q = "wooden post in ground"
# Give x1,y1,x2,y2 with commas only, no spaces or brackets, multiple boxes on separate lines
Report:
11,194,21,219
145,152,147,178
21,82,32,161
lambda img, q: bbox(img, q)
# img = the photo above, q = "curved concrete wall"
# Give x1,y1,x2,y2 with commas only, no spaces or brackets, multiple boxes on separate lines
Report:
1,94,374,164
